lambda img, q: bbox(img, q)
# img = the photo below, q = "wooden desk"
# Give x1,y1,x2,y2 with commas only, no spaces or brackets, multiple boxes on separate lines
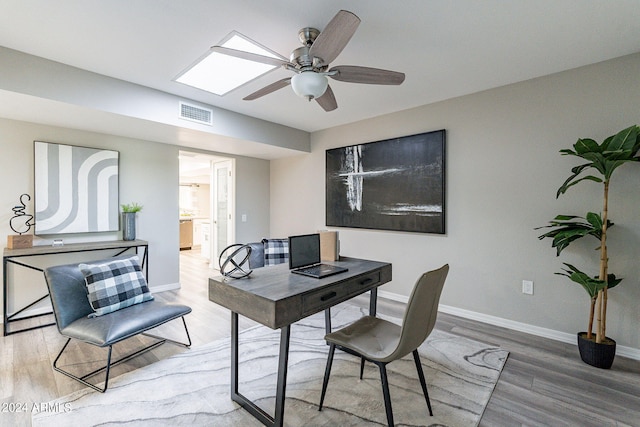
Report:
208,257,392,427
3,240,148,336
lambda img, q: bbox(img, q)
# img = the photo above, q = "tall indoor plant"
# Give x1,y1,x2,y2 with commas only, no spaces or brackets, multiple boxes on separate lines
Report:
537,125,640,368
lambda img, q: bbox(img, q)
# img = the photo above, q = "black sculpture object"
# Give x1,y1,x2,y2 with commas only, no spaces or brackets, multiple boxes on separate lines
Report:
10,194,34,235
218,243,253,279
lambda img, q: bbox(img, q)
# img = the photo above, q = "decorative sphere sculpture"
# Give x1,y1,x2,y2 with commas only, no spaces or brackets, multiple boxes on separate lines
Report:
218,244,253,279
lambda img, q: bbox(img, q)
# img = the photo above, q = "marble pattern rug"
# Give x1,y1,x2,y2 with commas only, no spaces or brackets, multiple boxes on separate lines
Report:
33,303,508,426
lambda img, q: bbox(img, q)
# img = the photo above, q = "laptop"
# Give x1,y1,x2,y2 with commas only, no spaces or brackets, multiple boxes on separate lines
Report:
288,233,348,278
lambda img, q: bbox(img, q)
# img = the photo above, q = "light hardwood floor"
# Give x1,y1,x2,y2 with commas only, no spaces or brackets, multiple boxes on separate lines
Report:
1,249,639,426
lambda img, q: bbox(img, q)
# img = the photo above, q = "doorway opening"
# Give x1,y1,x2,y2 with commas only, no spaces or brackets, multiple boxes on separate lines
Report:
179,151,235,286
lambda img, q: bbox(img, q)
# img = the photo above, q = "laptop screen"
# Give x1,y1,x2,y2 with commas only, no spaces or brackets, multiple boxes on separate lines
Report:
288,233,321,269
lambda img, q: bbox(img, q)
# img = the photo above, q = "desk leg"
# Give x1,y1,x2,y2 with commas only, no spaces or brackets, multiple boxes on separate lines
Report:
231,312,239,395
324,288,376,338
230,311,291,427
273,325,291,427
370,288,378,317
324,309,331,335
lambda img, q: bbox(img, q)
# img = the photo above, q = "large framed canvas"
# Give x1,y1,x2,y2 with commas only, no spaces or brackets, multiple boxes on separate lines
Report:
326,130,446,234
34,141,119,235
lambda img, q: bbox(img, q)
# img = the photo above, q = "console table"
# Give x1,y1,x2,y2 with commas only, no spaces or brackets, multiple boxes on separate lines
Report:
3,239,148,336
209,256,392,427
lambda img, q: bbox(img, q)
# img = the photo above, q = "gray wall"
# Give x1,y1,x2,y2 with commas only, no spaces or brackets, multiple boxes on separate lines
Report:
235,156,270,243
0,118,271,320
270,53,640,353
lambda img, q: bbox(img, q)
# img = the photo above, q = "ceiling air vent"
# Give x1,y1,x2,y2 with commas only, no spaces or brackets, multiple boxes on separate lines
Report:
179,102,213,125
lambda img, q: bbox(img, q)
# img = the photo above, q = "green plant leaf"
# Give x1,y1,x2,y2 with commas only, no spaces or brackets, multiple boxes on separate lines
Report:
580,152,607,174
607,273,622,289
121,203,143,213
535,214,609,255
574,138,600,154
557,263,607,298
552,231,590,255
556,126,640,197
600,135,614,152
536,212,615,258
606,125,639,152
553,214,581,221
607,273,623,290
585,212,602,230
557,175,602,197
603,159,631,180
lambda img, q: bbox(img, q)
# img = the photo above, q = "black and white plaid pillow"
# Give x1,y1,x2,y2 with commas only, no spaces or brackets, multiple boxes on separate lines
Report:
262,238,289,266
79,256,153,317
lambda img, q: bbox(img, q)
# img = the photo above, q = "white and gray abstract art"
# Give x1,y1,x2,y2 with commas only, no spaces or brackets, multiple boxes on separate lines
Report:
326,130,445,233
34,141,119,235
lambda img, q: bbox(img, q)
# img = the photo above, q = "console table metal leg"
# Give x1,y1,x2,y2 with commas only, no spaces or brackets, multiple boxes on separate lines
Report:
3,258,7,336
3,242,149,336
230,311,291,427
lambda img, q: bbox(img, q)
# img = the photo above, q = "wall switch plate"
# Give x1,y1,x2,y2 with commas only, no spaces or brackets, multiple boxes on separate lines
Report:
522,280,534,295
241,214,247,222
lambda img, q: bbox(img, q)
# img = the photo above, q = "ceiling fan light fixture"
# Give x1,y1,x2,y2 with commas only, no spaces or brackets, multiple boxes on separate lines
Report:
291,71,328,100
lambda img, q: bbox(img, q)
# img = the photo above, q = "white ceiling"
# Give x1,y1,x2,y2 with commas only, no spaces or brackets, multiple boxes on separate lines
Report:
1,1,639,149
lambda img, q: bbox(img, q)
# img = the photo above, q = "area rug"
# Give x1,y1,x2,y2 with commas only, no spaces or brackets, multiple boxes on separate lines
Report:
32,303,508,426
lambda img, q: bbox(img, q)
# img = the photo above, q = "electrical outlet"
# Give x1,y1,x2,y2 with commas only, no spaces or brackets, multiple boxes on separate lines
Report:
522,280,534,295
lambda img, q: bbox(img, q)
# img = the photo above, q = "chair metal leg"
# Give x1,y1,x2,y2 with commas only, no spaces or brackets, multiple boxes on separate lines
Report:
52,315,191,393
318,343,336,411
359,357,365,379
413,350,433,416
377,362,394,427
53,338,114,393
142,316,192,348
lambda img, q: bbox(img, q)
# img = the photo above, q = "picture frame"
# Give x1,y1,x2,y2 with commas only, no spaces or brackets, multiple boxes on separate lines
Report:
326,130,446,234
34,141,119,235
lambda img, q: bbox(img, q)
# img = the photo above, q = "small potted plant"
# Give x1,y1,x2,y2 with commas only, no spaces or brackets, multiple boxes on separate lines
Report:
121,203,143,241
537,125,639,368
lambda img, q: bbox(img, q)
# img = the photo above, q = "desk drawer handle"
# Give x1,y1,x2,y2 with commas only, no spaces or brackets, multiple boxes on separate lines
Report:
320,291,337,301
360,278,374,286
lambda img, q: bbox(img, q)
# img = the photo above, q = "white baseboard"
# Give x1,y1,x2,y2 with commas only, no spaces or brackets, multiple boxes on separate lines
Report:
378,289,409,304
150,282,181,293
378,290,640,361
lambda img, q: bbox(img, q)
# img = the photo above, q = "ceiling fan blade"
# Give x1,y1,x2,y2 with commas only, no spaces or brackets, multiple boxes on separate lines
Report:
315,85,338,111
211,46,290,68
309,10,360,66
329,65,405,85
243,78,291,100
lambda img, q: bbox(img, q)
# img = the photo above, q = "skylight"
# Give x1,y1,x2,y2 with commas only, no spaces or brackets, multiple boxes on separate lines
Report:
175,31,284,96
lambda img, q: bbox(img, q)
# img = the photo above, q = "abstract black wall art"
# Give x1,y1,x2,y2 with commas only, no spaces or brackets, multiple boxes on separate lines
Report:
34,141,119,235
326,130,445,234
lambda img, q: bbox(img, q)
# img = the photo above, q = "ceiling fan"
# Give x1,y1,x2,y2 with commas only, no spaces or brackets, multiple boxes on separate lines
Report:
211,10,405,112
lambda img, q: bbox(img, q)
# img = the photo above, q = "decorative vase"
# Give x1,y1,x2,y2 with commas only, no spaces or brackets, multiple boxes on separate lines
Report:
122,212,136,241
577,332,616,369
